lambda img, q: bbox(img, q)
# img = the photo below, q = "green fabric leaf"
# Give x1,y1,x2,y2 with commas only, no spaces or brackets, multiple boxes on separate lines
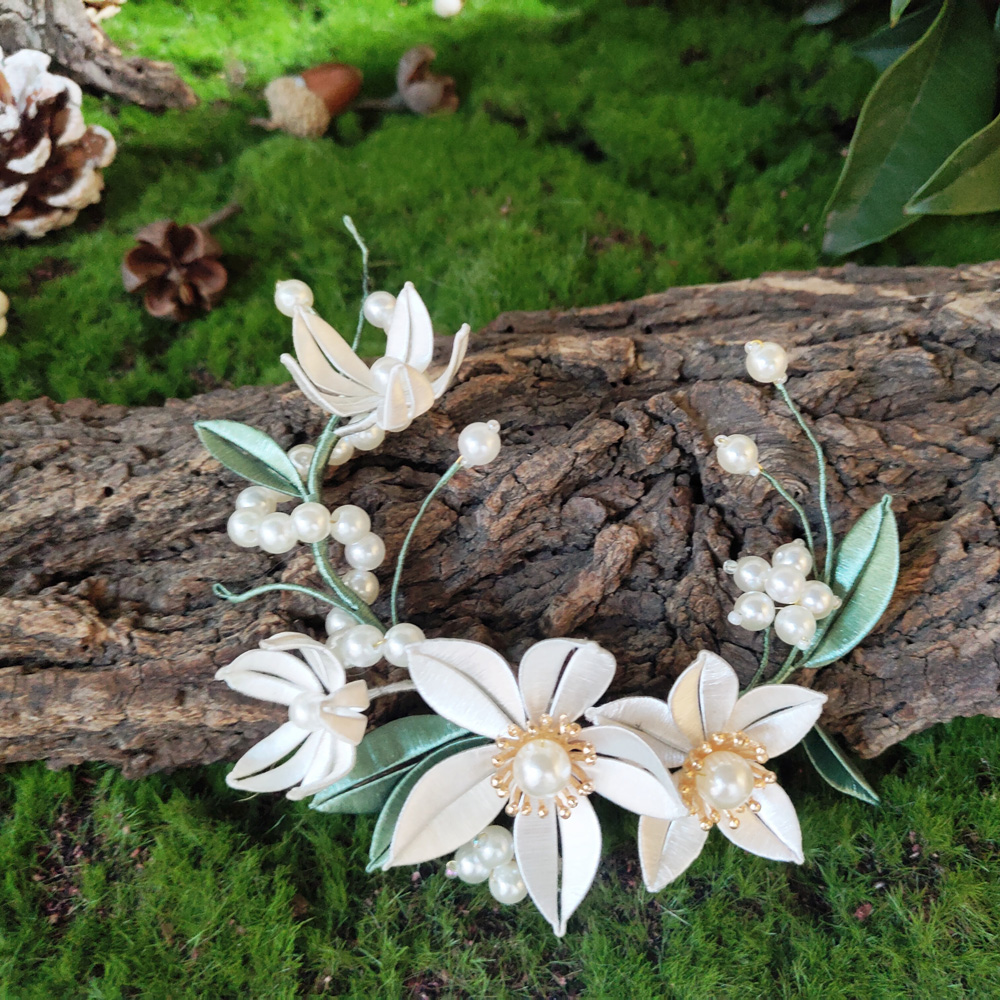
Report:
310,717,472,815
854,5,941,73
366,735,490,873
803,725,880,805
905,112,1000,215
194,419,305,497
890,0,914,25
802,496,899,670
822,0,996,255
802,1,856,26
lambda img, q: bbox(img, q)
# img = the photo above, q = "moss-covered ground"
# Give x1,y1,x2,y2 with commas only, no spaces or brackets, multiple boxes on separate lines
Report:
1,1,998,996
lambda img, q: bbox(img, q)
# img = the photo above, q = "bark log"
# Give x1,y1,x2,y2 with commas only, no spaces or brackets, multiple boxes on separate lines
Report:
1,262,999,777
0,0,197,110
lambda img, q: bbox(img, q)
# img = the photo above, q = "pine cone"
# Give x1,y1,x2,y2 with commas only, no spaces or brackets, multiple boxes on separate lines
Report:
122,220,228,321
0,48,116,239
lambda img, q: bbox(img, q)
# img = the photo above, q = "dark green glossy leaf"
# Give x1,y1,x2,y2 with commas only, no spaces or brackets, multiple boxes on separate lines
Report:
890,0,914,25
803,725,880,805
194,419,305,497
854,4,940,73
367,735,489,873
802,0,856,26
310,716,470,815
905,112,1000,215
802,496,899,670
823,0,996,255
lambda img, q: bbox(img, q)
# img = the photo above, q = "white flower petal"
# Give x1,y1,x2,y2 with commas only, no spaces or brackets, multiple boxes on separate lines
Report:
216,649,323,705
228,728,320,792
385,282,435,372
726,685,826,758
258,632,346,691
585,725,675,788
287,733,357,800
556,796,602,936
587,756,684,821
376,362,436,432
668,651,739,747
517,639,616,723
717,782,804,863
325,679,370,712
229,721,308,781
430,324,470,399
385,745,501,866
407,638,526,737
638,811,709,892
514,806,559,933
281,353,381,418
585,696,691,766
293,308,376,390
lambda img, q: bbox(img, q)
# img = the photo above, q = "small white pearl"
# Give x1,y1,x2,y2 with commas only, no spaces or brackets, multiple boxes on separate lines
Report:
325,606,355,637
369,357,398,391
744,340,789,384
771,539,813,576
724,555,771,593
799,580,840,620
341,624,384,667
695,750,755,811
714,434,760,476
352,425,386,452
326,630,350,661
383,622,425,667
290,502,331,543
774,604,817,649
765,566,806,606
328,438,355,467
343,568,379,604
330,505,371,544
433,0,465,17
227,508,263,548
362,290,397,331
287,443,315,478
472,825,514,869
257,512,298,554
345,531,386,571
235,486,279,515
288,692,324,731
512,738,572,798
454,842,491,885
488,860,527,904
458,421,502,467
727,591,775,631
274,279,314,317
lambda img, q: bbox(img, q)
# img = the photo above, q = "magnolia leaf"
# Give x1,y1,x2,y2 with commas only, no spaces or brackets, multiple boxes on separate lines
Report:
310,716,470,815
194,420,306,497
905,112,1000,215
366,735,490,872
803,725,880,806
890,0,914,25
823,0,996,255
854,4,940,73
802,496,899,670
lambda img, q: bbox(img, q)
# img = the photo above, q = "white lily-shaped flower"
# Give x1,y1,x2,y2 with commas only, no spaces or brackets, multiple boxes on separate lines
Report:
215,632,370,800
587,651,826,891
278,280,470,440
383,637,686,936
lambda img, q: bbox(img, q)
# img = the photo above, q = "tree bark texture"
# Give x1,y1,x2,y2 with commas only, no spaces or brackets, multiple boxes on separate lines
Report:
1,262,999,777
0,0,197,110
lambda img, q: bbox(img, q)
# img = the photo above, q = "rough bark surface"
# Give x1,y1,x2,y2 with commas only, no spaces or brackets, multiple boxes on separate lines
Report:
0,0,197,109
1,262,999,777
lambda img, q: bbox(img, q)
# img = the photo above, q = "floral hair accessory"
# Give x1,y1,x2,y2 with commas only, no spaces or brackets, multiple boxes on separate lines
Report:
199,221,899,937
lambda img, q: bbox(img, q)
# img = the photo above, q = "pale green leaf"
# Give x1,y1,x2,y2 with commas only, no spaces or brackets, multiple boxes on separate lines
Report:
854,5,940,73
823,0,996,255
310,716,470,815
890,0,914,25
905,112,1000,215
194,419,305,497
802,496,899,670
803,725,880,805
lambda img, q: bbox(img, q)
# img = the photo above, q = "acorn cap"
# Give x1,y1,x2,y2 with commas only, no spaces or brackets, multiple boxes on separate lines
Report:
263,76,331,138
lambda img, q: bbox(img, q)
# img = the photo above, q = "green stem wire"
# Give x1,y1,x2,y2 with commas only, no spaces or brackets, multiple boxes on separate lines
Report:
213,582,342,606
390,458,465,625
772,645,802,684
758,469,815,561
776,382,835,583
744,627,771,692
342,214,370,353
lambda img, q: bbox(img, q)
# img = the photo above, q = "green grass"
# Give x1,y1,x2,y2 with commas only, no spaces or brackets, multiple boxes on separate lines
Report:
2,0,999,996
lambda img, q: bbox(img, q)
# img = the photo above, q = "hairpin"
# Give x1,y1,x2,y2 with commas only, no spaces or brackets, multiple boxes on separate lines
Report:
200,221,899,937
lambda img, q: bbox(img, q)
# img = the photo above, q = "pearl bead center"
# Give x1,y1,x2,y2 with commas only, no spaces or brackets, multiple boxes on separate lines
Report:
695,750,755,811
512,737,573,798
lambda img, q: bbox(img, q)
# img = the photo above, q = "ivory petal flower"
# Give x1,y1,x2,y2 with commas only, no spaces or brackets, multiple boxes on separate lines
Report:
383,637,686,936
215,631,370,801
279,281,469,439
587,651,826,891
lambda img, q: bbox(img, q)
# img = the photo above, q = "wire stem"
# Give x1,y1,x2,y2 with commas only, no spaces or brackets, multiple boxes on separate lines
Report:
307,415,341,501
758,469,815,561
367,679,418,699
390,458,465,625
342,215,370,352
212,582,340,606
311,541,384,629
744,628,772,692
772,645,802,684
776,383,835,583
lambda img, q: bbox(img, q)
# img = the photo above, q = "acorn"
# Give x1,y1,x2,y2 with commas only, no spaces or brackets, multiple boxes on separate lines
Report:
255,62,363,138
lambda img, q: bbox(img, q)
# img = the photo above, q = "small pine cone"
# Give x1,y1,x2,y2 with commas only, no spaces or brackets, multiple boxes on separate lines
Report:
0,48,117,239
122,220,228,322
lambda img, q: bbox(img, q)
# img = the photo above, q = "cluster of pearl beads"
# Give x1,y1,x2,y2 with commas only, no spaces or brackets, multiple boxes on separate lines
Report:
445,825,527,905
323,606,425,669
725,539,841,649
